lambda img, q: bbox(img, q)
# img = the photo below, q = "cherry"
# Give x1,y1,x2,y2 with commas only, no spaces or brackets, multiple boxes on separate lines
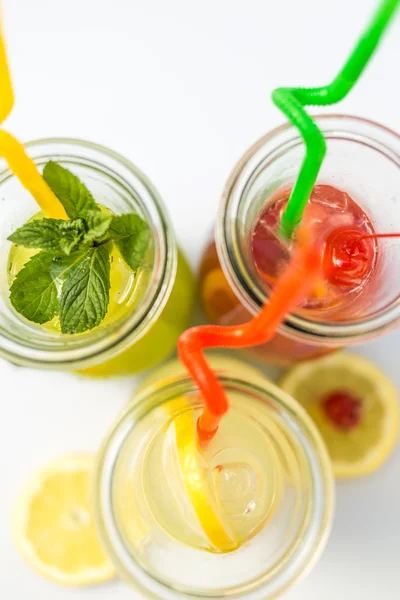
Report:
323,390,362,430
323,225,375,287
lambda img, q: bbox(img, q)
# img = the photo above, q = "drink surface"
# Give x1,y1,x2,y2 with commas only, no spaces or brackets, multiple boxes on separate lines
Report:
8,216,140,331
147,402,281,550
251,185,377,314
116,392,310,555
84,249,195,376
198,185,379,364
137,355,284,551
7,213,195,375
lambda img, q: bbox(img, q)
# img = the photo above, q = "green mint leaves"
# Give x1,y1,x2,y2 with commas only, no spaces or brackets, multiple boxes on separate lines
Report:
9,218,86,256
10,252,59,324
83,211,113,243
8,162,150,334
43,161,99,218
59,246,111,334
110,214,151,272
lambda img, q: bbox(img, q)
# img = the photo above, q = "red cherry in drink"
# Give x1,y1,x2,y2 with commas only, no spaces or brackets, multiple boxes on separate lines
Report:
323,225,375,287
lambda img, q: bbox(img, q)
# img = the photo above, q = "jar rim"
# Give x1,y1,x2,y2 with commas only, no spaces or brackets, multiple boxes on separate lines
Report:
0,137,177,369
94,372,334,599
217,114,400,345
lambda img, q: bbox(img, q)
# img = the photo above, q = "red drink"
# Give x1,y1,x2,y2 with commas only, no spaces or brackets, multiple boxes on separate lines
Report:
199,116,400,365
199,185,378,364
251,185,377,314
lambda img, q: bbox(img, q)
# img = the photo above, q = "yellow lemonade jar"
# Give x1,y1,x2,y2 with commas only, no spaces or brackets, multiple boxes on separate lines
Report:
0,138,195,375
94,358,334,599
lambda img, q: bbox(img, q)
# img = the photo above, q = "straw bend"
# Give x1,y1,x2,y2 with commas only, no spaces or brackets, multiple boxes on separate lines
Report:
178,243,322,443
275,0,399,239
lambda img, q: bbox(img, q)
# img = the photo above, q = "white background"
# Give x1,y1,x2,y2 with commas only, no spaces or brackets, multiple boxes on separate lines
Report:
1,0,400,598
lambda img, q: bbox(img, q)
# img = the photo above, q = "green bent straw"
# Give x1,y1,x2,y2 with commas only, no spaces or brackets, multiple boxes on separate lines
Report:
274,0,399,240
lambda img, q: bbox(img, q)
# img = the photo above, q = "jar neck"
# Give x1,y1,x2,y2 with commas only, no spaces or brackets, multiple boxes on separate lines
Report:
216,115,400,345
0,138,177,368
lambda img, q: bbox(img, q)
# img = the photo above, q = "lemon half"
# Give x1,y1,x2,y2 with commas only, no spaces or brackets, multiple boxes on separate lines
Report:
13,454,115,586
280,353,399,478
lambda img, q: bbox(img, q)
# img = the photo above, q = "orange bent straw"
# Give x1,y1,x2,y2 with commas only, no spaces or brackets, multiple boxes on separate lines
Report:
178,242,322,444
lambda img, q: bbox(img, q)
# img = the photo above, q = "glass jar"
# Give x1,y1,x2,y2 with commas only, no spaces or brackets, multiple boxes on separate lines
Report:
94,367,334,600
0,138,195,375
199,115,400,365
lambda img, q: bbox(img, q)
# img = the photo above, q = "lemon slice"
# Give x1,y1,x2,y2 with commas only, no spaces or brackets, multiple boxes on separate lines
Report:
173,406,237,552
13,454,115,586
280,353,399,478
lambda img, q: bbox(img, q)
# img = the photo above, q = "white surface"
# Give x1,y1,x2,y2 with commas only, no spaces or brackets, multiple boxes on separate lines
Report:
1,0,400,597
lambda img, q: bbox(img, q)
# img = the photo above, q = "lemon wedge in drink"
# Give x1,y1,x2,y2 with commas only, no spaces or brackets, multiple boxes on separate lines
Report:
280,353,399,478
170,400,237,552
13,454,115,586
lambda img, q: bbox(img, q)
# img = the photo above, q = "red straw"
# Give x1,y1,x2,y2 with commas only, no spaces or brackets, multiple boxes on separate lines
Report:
178,242,322,445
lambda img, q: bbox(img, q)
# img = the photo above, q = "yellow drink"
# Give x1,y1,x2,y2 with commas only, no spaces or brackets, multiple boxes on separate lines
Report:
136,355,299,550
83,250,195,376
7,213,140,332
7,224,195,376
0,139,195,374
94,357,334,598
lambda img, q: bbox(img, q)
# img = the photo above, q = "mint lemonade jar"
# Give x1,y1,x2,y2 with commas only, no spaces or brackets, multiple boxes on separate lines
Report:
0,139,195,375
94,362,334,599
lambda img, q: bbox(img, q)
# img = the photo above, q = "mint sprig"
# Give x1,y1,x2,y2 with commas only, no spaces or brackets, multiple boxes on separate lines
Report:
8,162,150,334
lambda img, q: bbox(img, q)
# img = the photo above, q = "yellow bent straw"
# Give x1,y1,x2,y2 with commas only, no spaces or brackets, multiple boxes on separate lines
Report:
0,131,67,219
0,19,13,122
0,18,67,219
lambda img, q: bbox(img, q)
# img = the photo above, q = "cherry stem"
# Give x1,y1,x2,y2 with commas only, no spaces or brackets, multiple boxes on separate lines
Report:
348,232,400,254
356,232,400,242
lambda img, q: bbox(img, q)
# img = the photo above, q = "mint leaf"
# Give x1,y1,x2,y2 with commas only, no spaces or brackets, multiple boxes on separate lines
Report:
59,235,81,255
84,211,112,243
43,161,100,219
51,251,87,282
59,245,110,334
8,218,86,255
10,252,59,324
109,214,150,271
